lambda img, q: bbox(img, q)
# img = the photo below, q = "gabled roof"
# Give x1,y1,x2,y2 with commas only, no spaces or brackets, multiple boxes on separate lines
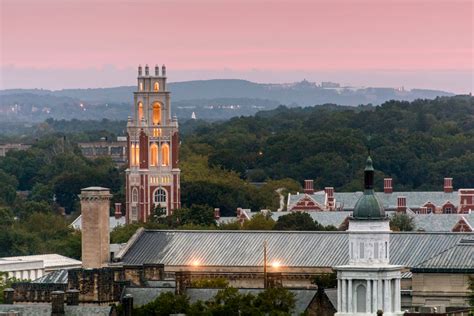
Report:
116,230,471,269
413,213,474,232
288,191,326,210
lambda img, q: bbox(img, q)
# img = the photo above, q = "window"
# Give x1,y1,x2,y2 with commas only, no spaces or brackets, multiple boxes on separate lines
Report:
154,82,159,91
138,102,144,122
360,243,364,259
152,102,161,125
153,188,167,204
130,143,140,166
356,284,367,313
132,188,138,203
150,143,158,166
162,143,170,166
444,206,453,214
139,82,143,91
374,242,379,259
385,241,388,259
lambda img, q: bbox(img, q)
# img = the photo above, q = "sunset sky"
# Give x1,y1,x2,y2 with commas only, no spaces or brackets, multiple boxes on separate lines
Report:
1,0,472,92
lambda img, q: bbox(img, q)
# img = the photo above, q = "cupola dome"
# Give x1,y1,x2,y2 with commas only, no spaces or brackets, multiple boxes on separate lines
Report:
353,156,386,219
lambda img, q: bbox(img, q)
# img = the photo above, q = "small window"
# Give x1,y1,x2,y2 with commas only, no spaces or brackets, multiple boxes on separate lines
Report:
374,243,379,259
138,102,144,122
139,82,143,91
150,143,158,166
385,241,388,258
154,82,159,91
360,243,364,259
132,188,138,203
152,102,161,125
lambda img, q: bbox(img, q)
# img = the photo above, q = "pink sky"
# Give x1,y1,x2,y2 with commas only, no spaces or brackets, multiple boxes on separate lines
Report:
1,0,472,92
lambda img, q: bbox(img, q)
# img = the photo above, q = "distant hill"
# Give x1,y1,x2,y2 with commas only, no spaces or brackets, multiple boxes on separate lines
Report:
0,79,454,122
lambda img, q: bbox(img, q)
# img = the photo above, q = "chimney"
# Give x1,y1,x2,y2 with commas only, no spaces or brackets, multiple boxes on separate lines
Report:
161,64,166,77
304,180,314,194
138,65,142,76
122,294,133,316
444,177,453,193
397,196,407,213
419,206,428,214
145,64,149,76
66,289,79,306
214,208,220,220
79,187,112,269
384,178,393,194
114,203,122,219
325,187,335,209
3,288,14,304
51,291,65,316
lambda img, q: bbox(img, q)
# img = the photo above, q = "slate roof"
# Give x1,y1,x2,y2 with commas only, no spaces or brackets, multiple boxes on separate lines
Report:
0,304,113,316
33,269,68,284
70,214,126,231
337,191,458,210
116,230,471,269
413,213,474,232
123,287,174,307
288,191,326,209
186,288,317,315
412,238,474,273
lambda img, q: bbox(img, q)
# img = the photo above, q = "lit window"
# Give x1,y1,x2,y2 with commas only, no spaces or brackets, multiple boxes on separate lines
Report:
152,102,161,125
154,82,159,91
153,188,167,204
138,102,144,122
139,82,143,91
161,143,170,166
150,143,158,166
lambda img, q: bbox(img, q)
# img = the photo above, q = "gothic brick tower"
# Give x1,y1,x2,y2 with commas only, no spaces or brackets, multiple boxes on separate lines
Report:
125,64,181,222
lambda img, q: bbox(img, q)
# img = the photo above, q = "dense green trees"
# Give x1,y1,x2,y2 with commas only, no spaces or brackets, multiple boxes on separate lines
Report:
181,96,474,191
133,287,296,316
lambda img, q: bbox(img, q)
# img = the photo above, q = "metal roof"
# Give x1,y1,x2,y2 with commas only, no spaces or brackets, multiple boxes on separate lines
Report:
0,254,81,269
33,269,69,284
117,230,471,269
412,238,474,273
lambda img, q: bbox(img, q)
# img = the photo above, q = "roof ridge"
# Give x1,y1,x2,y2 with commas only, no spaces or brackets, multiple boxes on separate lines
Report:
414,242,460,267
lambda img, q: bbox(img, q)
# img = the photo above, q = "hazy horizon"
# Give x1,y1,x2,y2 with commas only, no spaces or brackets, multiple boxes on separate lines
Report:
1,0,472,93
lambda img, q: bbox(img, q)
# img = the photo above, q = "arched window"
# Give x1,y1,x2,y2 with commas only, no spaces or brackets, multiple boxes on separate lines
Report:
153,188,167,204
152,102,161,125
138,102,144,122
161,143,170,166
132,188,138,203
139,82,143,91
154,82,159,91
130,143,139,166
135,143,140,166
356,284,367,312
150,143,158,166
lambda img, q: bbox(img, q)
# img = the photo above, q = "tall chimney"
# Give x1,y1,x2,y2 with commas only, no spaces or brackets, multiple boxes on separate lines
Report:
325,187,335,209
79,187,112,269
114,202,122,219
397,196,407,213
214,208,220,220
122,294,133,316
444,178,453,193
304,180,314,194
384,178,393,194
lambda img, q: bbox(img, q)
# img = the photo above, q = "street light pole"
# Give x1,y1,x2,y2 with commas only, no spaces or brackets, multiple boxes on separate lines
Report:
263,240,267,289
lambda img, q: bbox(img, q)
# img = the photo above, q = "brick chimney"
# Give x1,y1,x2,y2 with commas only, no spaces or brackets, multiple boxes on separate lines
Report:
444,177,453,193
419,207,428,214
114,203,122,219
214,208,220,220
384,178,393,194
304,180,314,194
325,187,335,209
51,291,65,316
397,196,407,213
79,187,112,269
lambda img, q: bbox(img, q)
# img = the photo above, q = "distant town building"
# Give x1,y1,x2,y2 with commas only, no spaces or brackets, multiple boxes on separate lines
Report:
191,111,197,119
77,137,127,165
288,178,474,214
125,64,181,222
0,143,31,157
321,81,341,88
